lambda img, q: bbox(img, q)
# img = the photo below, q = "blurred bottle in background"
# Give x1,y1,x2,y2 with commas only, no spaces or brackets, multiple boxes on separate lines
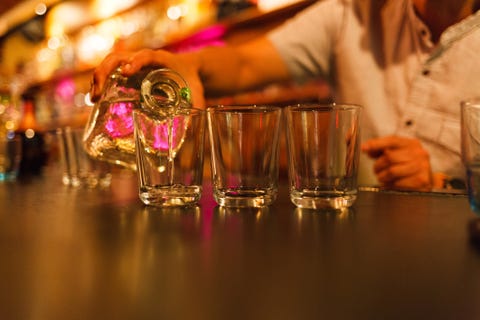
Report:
16,96,48,177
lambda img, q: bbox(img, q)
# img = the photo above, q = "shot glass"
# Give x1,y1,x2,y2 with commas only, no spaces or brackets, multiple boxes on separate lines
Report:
57,127,112,188
461,98,480,215
133,108,206,207
285,103,362,210
0,132,22,182
207,105,282,207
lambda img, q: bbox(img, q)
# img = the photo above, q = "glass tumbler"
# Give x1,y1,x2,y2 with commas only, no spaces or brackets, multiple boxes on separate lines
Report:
285,103,362,210
134,107,206,207
207,105,282,207
461,98,480,215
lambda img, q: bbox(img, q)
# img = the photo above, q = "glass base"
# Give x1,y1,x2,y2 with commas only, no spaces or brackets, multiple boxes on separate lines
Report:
290,189,356,210
139,185,201,207
214,188,277,208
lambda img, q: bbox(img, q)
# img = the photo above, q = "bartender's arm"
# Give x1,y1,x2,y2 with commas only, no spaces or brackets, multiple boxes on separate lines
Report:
89,37,290,107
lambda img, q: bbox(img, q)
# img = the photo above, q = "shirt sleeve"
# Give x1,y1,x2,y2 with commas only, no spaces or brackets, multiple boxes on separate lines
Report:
267,0,347,83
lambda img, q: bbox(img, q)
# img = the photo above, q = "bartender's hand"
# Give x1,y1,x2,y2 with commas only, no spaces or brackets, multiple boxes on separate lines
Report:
361,135,434,191
89,49,206,107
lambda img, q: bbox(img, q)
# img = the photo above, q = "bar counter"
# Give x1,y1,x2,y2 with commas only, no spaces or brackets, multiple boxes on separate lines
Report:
1,165,480,319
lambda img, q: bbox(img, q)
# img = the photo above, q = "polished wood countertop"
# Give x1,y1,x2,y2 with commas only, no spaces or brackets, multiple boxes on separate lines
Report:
1,165,479,319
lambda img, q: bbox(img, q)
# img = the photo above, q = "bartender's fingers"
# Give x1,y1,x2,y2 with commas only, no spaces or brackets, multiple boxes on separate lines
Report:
123,49,179,73
372,146,428,173
90,51,136,102
362,136,410,157
363,136,429,161
90,49,177,102
375,159,425,183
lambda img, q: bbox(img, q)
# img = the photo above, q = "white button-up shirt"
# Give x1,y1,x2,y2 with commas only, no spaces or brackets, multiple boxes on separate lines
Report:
268,0,480,186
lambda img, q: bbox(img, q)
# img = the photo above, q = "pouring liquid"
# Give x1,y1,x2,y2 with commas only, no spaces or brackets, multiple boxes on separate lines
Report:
134,107,188,181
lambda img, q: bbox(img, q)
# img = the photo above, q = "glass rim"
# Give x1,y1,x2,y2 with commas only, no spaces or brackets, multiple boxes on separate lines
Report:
185,107,205,113
206,104,282,113
461,98,480,108
133,106,205,115
285,102,362,112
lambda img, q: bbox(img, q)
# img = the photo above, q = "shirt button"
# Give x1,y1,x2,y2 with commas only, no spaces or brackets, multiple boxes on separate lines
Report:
422,69,430,76
405,119,414,127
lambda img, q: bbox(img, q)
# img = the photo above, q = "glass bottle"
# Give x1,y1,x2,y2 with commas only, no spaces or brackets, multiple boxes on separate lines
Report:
83,67,192,170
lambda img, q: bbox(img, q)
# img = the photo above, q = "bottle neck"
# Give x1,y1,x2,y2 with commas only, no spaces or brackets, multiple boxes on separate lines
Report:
140,68,192,114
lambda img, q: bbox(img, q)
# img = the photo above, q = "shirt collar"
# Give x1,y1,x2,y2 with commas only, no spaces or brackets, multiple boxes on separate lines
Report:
427,10,480,63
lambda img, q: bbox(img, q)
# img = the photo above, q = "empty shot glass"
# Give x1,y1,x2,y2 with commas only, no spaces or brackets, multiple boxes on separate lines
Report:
285,103,362,210
133,108,206,207
461,98,480,215
207,105,282,207
57,127,112,188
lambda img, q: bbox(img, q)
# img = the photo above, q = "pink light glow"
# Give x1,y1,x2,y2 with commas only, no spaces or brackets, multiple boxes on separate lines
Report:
167,25,226,52
55,78,76,102
105,101,188,152
105,101,135,138
152,116,186,151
